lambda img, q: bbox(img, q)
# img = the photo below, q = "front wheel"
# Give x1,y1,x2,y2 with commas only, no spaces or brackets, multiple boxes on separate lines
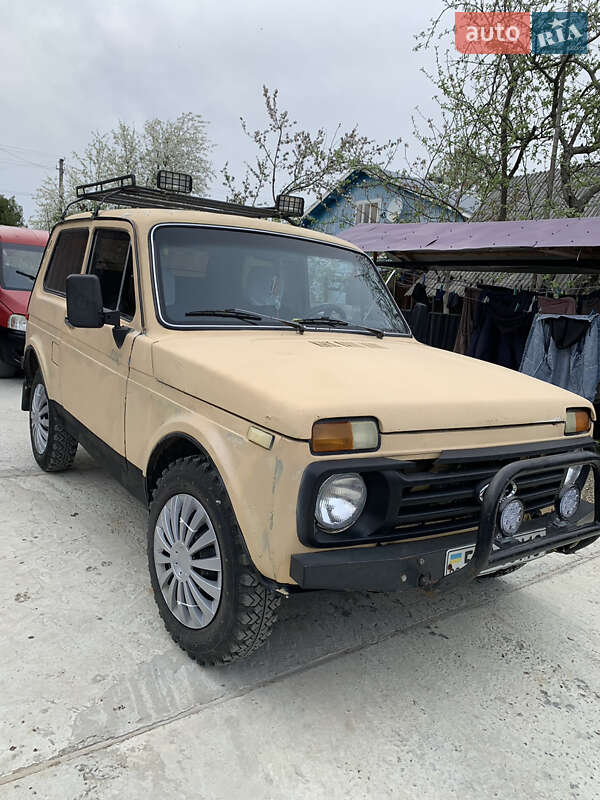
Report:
147,456,281,665
29,371,78,471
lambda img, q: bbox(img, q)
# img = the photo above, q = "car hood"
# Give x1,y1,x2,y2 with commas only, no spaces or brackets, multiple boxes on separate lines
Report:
151,331,588,440
0,289,29,316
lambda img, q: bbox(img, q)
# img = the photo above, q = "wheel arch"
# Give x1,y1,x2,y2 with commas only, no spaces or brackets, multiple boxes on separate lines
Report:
21,345,42,410
145,432,215,501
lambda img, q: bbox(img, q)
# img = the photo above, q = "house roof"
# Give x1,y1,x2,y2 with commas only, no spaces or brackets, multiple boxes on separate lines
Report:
474,168,600,221
302,168,476,222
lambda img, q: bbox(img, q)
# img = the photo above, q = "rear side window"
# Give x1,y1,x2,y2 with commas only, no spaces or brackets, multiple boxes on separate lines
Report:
87,229,136,318
44,229,89,294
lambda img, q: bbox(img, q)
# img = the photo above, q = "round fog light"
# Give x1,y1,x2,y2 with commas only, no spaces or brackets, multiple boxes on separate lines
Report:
499,497,525,536
315,473,367,532
558,485,581,520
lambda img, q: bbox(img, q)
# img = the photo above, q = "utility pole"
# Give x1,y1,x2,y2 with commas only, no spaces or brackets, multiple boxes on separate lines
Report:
58,158,65,213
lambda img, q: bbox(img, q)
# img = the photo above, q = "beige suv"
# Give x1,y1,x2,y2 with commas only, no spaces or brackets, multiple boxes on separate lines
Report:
22,174,600,664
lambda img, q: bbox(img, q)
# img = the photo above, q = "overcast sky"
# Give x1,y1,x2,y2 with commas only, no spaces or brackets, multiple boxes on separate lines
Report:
0,0,448,223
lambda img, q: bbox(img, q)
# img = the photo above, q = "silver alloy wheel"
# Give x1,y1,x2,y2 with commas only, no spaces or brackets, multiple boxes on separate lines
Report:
153,493,223,629
31,383,49,455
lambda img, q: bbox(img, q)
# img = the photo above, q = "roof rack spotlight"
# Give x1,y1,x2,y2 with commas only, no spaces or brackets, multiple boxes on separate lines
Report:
276,194,305,217
157,170,193,194
75,174,136,199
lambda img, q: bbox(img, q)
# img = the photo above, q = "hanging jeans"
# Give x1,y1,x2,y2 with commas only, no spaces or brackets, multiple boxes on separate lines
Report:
519,313,600,401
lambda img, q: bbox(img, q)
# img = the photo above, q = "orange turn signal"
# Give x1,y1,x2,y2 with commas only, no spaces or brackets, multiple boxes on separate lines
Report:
565,408,592,435
311,419,379,454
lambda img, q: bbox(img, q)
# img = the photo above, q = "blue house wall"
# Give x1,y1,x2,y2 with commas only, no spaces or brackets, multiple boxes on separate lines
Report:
301,170,464,235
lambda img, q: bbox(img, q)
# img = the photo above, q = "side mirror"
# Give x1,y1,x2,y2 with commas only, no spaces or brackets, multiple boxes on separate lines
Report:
66,274,116,328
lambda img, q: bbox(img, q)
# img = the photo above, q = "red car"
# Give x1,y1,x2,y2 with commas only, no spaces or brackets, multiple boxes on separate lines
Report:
0,225,48,377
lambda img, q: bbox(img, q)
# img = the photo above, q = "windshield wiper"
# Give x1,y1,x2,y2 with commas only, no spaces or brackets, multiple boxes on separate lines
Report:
16,270,36,281
186,308,261,321
185,308,304,333
295,316,384,339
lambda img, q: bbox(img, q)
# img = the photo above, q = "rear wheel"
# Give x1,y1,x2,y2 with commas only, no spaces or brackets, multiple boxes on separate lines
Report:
148,455,281,665
29,371,78,471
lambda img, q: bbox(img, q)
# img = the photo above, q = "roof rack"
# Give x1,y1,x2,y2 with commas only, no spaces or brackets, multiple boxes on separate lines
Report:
62,172,305,221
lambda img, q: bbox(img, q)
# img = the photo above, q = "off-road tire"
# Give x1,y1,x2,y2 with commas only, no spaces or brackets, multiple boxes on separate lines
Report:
29,370,78,472
0,359,16,378
148,455,281,665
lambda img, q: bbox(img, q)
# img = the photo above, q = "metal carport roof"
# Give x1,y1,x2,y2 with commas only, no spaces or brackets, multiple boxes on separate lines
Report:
338,219,600,273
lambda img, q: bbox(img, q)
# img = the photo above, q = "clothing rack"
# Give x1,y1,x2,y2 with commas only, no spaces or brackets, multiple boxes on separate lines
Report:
384,273,600,311
382,267,600,302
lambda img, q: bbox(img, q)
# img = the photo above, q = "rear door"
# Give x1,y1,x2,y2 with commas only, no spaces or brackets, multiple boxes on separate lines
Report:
60,221,140,456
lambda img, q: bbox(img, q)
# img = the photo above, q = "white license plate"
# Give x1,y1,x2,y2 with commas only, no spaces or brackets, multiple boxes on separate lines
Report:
445,544,475,575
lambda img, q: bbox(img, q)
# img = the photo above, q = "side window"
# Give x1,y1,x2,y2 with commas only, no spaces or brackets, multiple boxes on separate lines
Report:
44,229,89,294
88,230,136,318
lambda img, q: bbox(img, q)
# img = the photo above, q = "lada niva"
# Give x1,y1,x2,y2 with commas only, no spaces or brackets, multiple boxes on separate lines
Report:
22,173,599,663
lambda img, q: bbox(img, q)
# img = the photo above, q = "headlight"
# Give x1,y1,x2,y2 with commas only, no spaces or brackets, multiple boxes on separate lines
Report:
315,473,367,531
8,314,27,332
565,408,591,435
311,418,379,454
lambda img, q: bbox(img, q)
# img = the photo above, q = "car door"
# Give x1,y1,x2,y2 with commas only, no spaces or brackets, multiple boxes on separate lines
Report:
60,221,140,457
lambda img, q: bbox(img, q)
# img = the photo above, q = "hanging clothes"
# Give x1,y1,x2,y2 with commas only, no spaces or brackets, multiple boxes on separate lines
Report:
519,313,600,402
405,303,461,351
407,302,429,343
538,295,577,315
579,290,600,315
468,287,534,370
428,313,461,351
454,287,481,355
411,283,430,309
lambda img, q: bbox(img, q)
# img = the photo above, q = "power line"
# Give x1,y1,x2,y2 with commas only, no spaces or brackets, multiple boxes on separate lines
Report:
0,146,54,170
0,142,59,157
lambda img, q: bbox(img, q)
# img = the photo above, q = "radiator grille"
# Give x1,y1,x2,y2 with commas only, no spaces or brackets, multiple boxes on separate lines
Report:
390,459,565,539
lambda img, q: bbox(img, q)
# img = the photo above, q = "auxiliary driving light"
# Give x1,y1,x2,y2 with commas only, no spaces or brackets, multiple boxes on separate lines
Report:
275,194,305,217
557,485,581,520
499,497,525,536
315,473,367,532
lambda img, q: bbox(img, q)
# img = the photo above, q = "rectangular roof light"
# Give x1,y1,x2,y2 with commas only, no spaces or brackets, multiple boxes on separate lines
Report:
276,194,304,217
157,170,193,194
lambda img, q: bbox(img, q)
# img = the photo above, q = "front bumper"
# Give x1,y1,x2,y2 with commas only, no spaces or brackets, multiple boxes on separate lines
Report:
0,327,25,368
290,450,600,591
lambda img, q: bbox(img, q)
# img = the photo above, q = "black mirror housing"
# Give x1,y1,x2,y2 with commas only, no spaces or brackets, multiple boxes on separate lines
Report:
66,274,105,328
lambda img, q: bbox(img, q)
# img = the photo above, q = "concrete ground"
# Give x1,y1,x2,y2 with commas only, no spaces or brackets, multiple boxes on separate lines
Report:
0,377,599,800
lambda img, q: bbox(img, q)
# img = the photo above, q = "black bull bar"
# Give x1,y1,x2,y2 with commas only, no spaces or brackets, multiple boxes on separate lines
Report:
436,449,600,591
290,449,600,592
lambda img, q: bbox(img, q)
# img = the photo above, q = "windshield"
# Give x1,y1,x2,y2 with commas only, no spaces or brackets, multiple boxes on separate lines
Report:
152,226,409,334
0,243,45,291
